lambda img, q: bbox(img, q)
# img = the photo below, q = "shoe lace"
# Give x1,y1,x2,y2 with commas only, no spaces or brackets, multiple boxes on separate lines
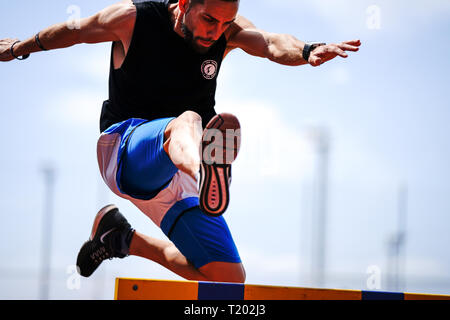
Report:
90,245,112,264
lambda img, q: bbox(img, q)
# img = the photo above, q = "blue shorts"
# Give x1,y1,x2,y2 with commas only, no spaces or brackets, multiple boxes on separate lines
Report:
166,206,241,269
118,117,178,200
101,118,241,269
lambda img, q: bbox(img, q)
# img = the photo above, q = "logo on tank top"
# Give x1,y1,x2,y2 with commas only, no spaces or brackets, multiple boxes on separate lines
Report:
201,60,218,80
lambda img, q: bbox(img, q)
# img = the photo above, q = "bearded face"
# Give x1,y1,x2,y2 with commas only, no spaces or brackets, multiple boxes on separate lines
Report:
180,0,239,53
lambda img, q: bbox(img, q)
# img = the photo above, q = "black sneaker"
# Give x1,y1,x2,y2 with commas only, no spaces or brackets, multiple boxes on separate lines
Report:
76,204,135,277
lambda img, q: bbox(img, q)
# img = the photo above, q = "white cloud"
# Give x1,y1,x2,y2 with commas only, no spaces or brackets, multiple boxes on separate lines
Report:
44,90,103,127
239,245,304,286
215,99,317,181
263,0,450,17
405,256,449,279
261,0,450,34
71,43,111,82
261,0,369,33
330,65,351,85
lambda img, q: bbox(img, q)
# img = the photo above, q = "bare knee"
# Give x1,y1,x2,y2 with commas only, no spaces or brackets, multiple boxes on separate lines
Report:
164,111,202,140
200,262,246,283
165,111,202,144
179,110,202,126
163,111,203,178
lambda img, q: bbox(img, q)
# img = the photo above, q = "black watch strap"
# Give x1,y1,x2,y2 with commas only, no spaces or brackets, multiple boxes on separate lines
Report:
10,41,30,60
302,42,326,62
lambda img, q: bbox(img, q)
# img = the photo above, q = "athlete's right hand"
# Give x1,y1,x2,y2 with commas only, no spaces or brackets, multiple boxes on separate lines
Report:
0,38,19,62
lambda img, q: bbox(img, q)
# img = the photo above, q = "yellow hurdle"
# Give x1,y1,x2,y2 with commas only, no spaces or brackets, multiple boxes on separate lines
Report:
114,278,450,300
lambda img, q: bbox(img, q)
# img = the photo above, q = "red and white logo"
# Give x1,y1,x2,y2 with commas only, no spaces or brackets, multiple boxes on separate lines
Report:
201,60,218,80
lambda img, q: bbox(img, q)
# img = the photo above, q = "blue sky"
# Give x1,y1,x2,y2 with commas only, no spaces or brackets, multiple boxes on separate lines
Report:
1,0,449,299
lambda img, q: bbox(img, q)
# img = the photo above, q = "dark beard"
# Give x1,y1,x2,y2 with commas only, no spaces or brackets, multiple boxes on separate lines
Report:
181,21,209,54
181,22,194,44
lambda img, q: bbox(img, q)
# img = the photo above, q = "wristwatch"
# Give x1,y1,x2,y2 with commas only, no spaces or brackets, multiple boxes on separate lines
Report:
10,41,30,60
302,42,326,62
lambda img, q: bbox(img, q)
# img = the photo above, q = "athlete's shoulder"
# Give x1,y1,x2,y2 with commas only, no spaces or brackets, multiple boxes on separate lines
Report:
224,15,256,42
132,0,171,10
132,0,173,20
97,1,137,28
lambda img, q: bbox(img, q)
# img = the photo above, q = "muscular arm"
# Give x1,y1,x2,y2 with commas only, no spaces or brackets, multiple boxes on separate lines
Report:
0,0,136,61
225,15,360,67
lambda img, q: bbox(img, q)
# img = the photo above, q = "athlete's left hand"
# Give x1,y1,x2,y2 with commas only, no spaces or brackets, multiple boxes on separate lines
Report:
309,39,361,67
0,38,19,62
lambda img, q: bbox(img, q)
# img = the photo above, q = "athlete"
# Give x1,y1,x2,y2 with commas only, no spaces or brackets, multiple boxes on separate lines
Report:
0,0,361,283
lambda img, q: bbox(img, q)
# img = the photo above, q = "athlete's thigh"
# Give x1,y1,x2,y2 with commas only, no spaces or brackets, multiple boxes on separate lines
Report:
120,117,178,198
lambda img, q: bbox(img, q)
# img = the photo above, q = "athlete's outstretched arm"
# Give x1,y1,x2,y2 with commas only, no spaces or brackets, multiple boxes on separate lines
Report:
0,0,135,62
225,15,361,67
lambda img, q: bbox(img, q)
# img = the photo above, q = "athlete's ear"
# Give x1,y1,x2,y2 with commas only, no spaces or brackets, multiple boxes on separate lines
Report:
179,0,190,14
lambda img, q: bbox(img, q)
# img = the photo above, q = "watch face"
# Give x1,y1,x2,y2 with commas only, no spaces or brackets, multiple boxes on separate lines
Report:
310,42,326,48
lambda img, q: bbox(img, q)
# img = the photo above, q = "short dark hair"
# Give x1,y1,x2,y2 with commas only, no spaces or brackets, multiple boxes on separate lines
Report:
189,0,240,6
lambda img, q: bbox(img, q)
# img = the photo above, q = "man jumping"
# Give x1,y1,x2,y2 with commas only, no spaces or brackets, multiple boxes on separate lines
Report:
0,0,360,283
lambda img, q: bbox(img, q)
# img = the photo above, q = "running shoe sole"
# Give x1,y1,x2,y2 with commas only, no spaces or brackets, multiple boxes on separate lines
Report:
199,113,241,217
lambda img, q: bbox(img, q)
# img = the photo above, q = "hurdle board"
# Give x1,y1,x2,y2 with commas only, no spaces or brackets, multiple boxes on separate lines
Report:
114,278,450,300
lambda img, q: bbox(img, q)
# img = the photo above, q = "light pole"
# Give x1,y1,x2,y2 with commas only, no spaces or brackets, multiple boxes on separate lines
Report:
306,127,330,288
39,164,56,300
387,183,408,292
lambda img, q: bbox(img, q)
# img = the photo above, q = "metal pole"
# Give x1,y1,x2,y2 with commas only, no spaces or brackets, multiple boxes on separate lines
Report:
39,165,55,300
309,128,330,288
386,182,407,292
396,183,407,291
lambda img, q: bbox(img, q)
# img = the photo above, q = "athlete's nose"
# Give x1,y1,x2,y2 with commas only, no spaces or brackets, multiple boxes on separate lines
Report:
206,24,222,42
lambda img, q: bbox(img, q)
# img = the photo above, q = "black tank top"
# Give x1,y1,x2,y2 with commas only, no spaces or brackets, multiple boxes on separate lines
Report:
99,0,227,132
